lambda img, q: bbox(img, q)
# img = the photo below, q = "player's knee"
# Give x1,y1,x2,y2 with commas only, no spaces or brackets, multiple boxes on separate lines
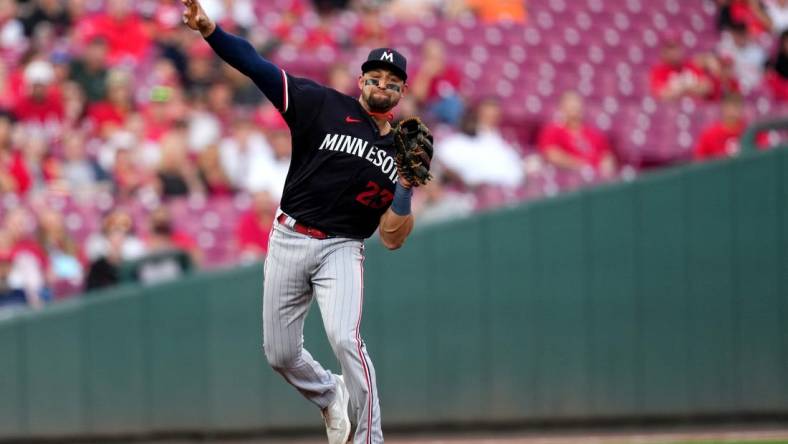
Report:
264,345,300,370
329,332,360,356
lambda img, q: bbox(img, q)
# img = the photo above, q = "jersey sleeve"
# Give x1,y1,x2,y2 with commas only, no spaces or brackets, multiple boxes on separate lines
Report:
280,73,329,131
205,25,285,110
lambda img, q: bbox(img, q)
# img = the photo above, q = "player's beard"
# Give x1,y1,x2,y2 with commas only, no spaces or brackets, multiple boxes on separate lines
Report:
365,90,398,113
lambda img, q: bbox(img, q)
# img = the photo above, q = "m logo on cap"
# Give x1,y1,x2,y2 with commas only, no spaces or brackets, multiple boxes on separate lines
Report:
380,51,394,62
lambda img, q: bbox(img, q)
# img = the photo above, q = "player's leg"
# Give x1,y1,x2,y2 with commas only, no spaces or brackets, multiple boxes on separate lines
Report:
313,240,383,444
263,223,336,408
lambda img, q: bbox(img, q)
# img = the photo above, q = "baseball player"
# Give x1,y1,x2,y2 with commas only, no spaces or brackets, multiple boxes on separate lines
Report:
182,2,433,443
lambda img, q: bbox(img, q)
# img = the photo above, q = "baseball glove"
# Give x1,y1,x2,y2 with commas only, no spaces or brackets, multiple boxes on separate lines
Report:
393,117,434,186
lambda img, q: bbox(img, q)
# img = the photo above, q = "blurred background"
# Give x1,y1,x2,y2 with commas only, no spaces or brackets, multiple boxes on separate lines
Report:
0,0,787,442
0,0,786,302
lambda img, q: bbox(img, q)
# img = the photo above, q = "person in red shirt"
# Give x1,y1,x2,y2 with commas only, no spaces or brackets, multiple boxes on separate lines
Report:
728,0,772,36
695,53,742,101
351,4,388,48
538,91,616,177
0,145,29,194
12,60,64,124
410,38,464,125
75,0,152,65
694,94,764,160
650,35,713,100
303,14,338,50
235,190,274,260
86,68,135,137
141,85,179,142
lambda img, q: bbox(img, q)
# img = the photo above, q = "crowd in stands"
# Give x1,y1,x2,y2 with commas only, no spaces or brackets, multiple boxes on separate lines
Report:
1,0,787,311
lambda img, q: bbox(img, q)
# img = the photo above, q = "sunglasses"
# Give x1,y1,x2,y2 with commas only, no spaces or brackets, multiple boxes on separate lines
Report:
364,77,403,93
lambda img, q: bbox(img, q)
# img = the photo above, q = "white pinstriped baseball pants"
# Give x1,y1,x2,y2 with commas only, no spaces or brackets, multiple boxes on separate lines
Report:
263,219,383,443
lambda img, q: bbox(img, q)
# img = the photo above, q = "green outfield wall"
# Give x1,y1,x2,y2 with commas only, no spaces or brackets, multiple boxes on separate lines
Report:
0,147,786,439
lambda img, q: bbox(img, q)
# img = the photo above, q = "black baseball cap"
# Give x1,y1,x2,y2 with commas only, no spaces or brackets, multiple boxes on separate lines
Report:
361,48,408,82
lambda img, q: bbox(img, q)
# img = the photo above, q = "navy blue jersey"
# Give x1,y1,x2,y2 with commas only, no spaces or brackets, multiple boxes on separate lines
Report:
280,74,398,239
205,25,398,239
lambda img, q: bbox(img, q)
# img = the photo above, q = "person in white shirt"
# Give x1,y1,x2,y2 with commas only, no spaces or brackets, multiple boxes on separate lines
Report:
254,117,291,201
765,0,788,33
718,21,768,92
218,116,275,193
435,98,526,189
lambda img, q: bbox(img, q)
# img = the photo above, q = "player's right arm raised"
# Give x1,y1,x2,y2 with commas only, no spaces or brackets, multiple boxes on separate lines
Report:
181,0,215,37
182,0,286,111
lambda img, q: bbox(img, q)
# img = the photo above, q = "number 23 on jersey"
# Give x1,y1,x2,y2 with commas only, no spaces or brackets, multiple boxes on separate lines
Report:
355,181,394,209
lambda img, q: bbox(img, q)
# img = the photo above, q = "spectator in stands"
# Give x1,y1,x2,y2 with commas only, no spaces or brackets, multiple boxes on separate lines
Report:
142,85,180,143
267,3,308,48
303,12,340,51
61,80,86,129
0,244,27,310
235,190,274,261
765,0,788,33
87,68,135,137
351,3,388,48
436,98,526,189
51,50,71,83
13,59,64,126
21,0,72,38
155,124,204,198
84,208,146,290
19,131,57,192
106,131,149,199
69,36,109,103
695,53,742,100
718,21,768,93
206,81,235,129
464,0,527,24
410,38,464,125
718,0,771,34
35,207,84,288
184,40,219,95
58,131,103,192
765,29,788,99
3,208,50,308
538,91,617,177
0,62,15,110
144,206,201,265
186,94,222,153
0,111,30,195
650,35,713,100
694,94,751,160
730,0,772,35
219,114,274,193
199,0,257,31
254,107,291,200
197,143,235,195
0,0,25,51
152,0,190,46
74,0,152,65
222,62,265,106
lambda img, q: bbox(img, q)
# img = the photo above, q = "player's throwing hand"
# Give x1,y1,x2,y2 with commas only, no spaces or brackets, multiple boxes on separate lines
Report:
181,0,215,37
